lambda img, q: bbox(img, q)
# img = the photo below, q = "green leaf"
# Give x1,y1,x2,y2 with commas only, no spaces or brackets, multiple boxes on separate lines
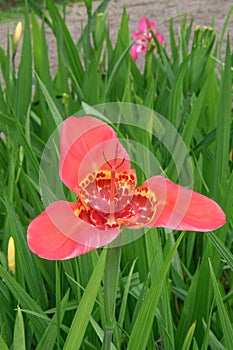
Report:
167,53,192,126
13,306,26,350
145,230,175,350
181,321,196,350
0,266,48,340
3,197,48,309
31,13,53,91
89,316,117,350
0,111,39,175
0,335,9,350
206,232,233,270
181,79,210,146
202,320,226,350
78,0,111,45
104,247,121,328
209,259,233,349
63,249,106,350
103,247,121,348
34,71,63,127
118,259,136,328
211,37,232,200
36,291,70,350
218,6,233,58
127,232,185,350
46,0,84,84
106,8,131,98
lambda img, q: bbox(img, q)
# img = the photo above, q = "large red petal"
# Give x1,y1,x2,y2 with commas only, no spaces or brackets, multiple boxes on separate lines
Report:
146,176,226,231
27,201,120,260
59,116,130,193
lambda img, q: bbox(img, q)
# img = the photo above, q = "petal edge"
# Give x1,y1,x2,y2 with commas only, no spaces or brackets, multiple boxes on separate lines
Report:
146,176,226,231
27,201,121,260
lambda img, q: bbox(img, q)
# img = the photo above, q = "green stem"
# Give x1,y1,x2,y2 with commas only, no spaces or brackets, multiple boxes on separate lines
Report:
102,246,121,349
103,328,113,350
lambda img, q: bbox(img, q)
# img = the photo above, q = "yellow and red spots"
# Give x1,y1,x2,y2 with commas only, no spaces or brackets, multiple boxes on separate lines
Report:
75,169,157,229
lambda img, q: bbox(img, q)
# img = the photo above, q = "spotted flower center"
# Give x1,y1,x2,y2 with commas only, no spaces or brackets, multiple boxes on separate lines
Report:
74,170,157,229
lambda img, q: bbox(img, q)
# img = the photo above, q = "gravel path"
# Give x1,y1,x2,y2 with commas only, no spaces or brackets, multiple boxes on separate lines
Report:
0,0,232,72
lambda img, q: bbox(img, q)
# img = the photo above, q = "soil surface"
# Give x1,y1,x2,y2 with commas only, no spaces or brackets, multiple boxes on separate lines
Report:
0,0,232,73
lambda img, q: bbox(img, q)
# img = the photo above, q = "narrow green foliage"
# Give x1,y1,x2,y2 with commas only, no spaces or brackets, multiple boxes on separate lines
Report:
0,335,9,350
209,260,233,349
34,71,63,127
211,37,232,201
36,291,70,350
106,8,131,99
63,249,106,350
46,0,84,84
103,247,121,348
0,265,49,340
118,259,136,328
13,306,26,350
180,321,196,350
127,232,185,350
0,2,232,349
3,197,48,308
206,232,233,270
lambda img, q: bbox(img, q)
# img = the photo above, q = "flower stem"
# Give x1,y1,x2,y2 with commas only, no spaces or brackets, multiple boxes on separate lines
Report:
102,246,121,349
103,328,113,350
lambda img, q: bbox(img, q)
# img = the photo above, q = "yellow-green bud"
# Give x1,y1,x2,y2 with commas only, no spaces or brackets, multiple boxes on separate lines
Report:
13,21,23,45
8,236,15,274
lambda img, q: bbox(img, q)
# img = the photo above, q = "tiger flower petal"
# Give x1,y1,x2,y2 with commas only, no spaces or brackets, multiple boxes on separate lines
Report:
27,116,226,260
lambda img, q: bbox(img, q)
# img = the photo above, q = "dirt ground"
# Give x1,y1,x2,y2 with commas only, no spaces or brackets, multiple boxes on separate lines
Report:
0,0,232,72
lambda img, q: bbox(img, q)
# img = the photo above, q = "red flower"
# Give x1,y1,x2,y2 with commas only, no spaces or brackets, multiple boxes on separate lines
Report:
27,116,226,260
131,17,164,61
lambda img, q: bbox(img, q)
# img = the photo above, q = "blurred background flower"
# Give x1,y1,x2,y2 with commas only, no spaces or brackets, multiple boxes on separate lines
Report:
131,17,164,61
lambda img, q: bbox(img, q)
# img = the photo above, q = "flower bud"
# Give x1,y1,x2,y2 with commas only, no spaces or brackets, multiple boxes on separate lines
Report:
13,21,23,45
8,236,15,274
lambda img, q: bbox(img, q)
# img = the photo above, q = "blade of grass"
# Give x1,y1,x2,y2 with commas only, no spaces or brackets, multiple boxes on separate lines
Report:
106,9,132,97
78,0,111,44
0,111,39,175
63,249,106,350
13,306,26,350
34,71,63,127
55,262,61,350
202,320,226,350
211,37,232,201
118,259,137,328
36,291,70,350
0,265,48,340
145,230,175,350
218,6,233,58
103,247,121,348
0,335,9,350
3,197,48,309
206,232,233,270
46,0,84,83
167,52,192,126
180,322,196,350
127,231,185,350
209,259,233,349
89,316,117,350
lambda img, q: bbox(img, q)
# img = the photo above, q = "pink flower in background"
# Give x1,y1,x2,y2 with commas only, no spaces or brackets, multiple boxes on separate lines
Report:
27,116,226,260
131,17,164,61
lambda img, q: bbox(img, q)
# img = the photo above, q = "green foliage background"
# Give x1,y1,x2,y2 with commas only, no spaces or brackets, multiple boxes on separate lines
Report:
0,0,232,349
